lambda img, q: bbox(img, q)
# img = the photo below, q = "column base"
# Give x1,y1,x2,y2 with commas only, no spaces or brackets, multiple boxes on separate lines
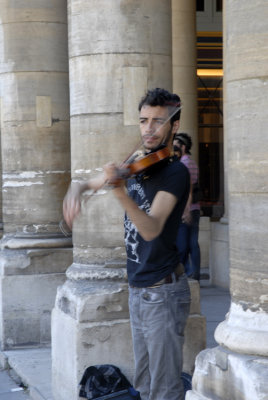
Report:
215,301,268,356
186,346,268,400
51,268,134,400
51,270,207,399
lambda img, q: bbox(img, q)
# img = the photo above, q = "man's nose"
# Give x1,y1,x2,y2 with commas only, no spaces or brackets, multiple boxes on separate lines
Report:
146,120,154,133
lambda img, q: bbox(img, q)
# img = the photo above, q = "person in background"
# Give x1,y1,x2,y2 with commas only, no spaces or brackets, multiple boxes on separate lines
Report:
173,143,182,160
173,132,201,281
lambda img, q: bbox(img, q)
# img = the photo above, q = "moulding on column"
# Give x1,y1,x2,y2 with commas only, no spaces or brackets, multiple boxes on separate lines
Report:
66,262,127,282
2,236,72,249
215,302,268,356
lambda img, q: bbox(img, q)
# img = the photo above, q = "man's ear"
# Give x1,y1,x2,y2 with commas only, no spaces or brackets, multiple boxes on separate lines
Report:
172,120,180,134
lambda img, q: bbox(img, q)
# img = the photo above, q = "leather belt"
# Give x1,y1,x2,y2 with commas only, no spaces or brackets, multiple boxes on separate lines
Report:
130,263,185,289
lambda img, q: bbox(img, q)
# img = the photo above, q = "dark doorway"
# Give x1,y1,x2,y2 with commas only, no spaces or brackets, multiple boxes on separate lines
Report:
197,73,224,219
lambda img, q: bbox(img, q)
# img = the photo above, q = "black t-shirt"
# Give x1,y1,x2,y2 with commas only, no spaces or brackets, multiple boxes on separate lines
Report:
125,157,190,287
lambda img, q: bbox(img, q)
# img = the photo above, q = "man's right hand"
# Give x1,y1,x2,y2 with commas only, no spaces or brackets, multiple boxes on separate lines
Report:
63,182,84,229
63,172,108,228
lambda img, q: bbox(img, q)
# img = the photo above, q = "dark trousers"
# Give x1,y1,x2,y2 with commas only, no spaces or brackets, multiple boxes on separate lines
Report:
176,209,201,281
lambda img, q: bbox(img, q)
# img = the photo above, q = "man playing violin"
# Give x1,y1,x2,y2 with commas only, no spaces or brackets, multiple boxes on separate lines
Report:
63,88,191,400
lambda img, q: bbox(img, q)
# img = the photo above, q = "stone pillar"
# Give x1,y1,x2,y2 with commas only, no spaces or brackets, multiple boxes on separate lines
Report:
187,1,268,399
172,0,198,161
52,1,206,399
0,97,3,235
0,1,71,349
52,1,173,399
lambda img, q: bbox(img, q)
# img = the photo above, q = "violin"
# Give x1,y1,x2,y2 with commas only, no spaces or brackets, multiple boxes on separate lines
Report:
109,145,171,186
125,145,170,176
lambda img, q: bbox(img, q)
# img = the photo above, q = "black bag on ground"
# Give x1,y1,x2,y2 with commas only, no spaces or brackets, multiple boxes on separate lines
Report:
79,364,141,400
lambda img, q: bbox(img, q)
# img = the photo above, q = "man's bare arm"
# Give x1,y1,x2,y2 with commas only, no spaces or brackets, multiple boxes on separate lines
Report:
112,186,177,241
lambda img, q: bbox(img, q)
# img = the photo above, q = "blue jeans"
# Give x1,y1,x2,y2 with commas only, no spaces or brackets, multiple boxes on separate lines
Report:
129,274,191,400
176,210,201,281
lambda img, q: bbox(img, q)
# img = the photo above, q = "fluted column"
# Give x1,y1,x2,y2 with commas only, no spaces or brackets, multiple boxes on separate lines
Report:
0,0,71,349
187,1,268,399
172,0,198,161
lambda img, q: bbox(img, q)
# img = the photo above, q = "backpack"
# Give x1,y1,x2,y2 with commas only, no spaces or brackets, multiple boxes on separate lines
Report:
79,364,141,400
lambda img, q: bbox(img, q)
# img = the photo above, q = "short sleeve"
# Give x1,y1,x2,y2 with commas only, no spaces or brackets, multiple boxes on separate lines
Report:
159,162,190,202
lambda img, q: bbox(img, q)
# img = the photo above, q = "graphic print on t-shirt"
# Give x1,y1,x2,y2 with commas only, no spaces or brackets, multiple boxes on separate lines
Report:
124,182,151,264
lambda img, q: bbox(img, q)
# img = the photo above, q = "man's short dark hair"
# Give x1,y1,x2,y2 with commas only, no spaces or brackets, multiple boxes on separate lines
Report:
174,132,192,154
138,88,181,125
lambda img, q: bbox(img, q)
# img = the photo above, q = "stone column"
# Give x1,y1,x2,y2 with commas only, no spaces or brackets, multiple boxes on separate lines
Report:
0,97,2,235
172,0,198,161
0,1,71,349
52,1,172,399
187,1,268,399
52,1,206,399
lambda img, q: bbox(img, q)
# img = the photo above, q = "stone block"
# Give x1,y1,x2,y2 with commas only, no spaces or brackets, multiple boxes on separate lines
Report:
187,346,268,400
226,79,268,194
0,22,68,73
2,170,70,233
56,279,130,323
52,307,135,400
230,269,268,313
183,314,206,375
0,247,72,349
1,75,69,124
225,3,267,81
0,1,67,24
0,273,66,349
70,114,140,174
36,96,52,128
0,248,72,275
73,191,125,250
228,193,268,274
69,54,172,117
123,67,148,126
189,279,201,315
68,0,171,57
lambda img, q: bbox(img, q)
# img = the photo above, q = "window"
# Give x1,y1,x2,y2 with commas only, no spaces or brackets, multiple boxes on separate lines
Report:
196,0,205,12
197,72,224,219
216,0,222,12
